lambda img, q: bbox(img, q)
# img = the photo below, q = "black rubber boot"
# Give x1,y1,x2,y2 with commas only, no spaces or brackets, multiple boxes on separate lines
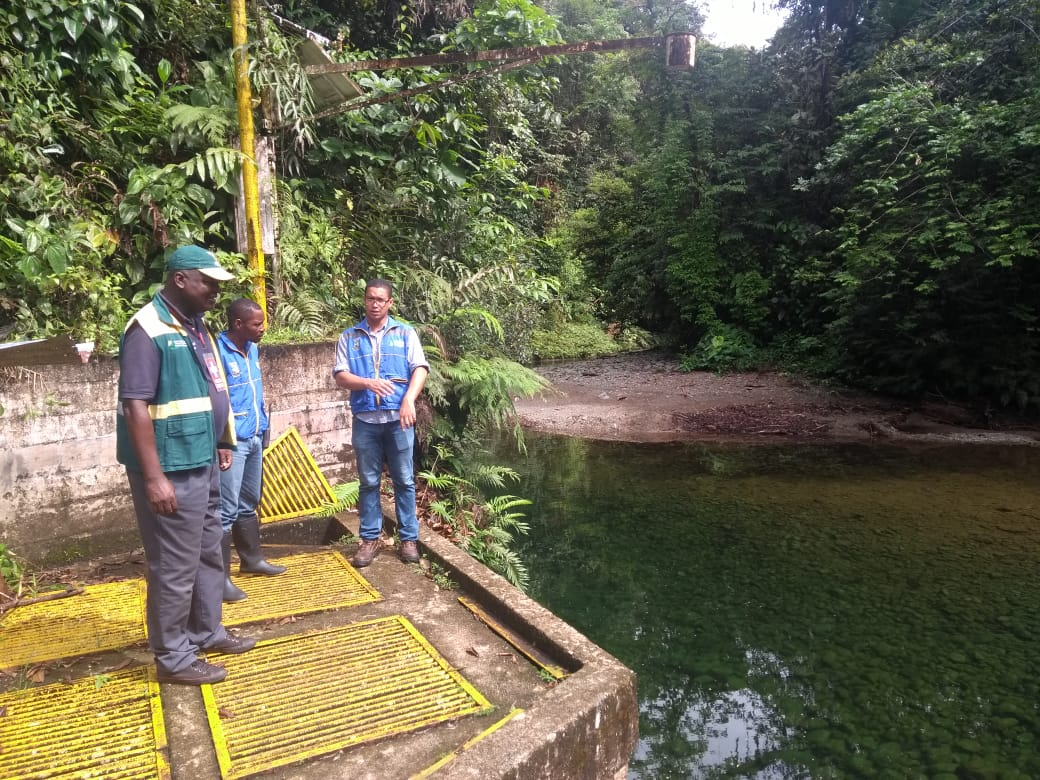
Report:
221,531,247,602
232,515,287,575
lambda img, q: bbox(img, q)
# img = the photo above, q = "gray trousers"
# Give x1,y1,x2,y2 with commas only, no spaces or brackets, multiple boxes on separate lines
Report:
127,464,228,674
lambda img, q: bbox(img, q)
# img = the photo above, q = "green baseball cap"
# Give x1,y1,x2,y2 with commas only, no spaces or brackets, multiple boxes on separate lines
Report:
166,245,235,281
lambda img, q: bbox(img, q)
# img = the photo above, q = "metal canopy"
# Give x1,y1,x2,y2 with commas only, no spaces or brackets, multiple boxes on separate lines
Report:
0,334,88,367
298,38,363,108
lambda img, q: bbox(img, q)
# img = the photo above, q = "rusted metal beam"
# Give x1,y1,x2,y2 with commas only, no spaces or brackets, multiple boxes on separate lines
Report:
294,58,538,126
304,36,664,76
291,33,693,123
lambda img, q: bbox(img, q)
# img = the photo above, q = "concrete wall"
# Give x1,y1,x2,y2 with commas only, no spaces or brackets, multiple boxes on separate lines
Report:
0,342,353,563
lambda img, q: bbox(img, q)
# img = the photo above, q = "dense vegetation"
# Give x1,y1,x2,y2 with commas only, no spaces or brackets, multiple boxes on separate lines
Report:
4,0,1038,410
2,0,1038,576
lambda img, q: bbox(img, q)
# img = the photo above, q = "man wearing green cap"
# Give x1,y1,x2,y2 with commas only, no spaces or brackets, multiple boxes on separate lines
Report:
117,245,257,685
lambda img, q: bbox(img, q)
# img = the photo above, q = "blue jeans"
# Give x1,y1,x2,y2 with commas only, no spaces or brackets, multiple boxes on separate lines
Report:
352,418,418,541
219,433,264,532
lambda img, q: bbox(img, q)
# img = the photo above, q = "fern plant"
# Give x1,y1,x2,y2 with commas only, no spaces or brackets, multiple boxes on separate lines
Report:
166,103,236,150
460,494,531,591
418,463,531,590
273,292,337,340
312,480,360,519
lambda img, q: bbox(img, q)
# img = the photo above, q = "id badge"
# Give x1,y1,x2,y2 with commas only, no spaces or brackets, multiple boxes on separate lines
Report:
204,353,227,392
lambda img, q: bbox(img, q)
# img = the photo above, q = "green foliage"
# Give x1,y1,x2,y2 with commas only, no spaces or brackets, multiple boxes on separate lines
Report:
429,354,549,439
0,0,246,350
418,465,530,589
460,494,531,591
537,668,560,684
166,104,236,150
680,324,762,373
765,334,842,379
93,674,113,690
450,0,562,50
249,18,317,170
0,543,25,594
423,561,457,590
270,179,350,338
531,322,655,360
801,0,1040,407
313,480,360,518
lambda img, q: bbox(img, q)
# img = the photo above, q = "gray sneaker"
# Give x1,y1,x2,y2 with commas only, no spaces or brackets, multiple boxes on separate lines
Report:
352,538,381,568
204,633,257,654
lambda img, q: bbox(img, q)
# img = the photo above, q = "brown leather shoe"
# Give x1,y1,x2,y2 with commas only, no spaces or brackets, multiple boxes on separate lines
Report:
157,660,227,686
352,538,381,568
399,540,420,564
204,633,257,654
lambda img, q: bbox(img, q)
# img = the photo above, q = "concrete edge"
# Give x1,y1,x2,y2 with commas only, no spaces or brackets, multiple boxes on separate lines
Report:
415,526,639,779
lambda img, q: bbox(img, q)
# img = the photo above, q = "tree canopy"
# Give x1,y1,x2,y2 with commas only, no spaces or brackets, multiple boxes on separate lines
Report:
2,0,1039,412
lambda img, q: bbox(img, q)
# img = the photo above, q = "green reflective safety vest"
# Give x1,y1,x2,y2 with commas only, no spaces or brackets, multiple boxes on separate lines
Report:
116,294,235,473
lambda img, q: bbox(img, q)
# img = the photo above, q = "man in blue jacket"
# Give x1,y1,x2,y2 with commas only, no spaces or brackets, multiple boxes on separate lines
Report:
216,298,287,603
117,245,256,686
333,279,429,568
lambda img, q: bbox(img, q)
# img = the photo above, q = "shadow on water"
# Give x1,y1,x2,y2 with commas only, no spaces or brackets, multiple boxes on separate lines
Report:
489,433,1040,779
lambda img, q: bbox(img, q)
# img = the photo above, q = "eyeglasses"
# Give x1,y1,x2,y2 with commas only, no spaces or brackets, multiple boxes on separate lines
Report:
365,296,390,306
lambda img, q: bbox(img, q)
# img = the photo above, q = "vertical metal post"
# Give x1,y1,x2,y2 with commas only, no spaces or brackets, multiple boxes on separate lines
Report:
229,0,268,319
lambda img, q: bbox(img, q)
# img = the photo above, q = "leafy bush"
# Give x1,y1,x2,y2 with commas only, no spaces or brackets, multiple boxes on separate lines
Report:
765,334,842,379
531,322,654,361
680,324,761,372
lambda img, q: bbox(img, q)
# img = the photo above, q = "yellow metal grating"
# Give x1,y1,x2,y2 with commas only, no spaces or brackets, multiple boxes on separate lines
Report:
222,549,380,626
257,425,337,524
0,666,170,780
202,616,493,779
0,580,146,668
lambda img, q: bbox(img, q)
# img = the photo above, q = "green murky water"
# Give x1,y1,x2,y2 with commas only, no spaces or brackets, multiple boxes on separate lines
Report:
490,434,1040,779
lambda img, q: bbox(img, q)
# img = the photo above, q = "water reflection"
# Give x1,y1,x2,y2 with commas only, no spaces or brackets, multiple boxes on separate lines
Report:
636,684,794,778
491,434,1040,779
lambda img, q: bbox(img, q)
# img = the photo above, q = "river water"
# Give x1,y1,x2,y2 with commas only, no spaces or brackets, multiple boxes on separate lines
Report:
490,433,1040,779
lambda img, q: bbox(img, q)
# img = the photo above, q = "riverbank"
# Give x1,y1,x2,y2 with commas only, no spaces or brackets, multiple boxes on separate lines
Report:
513,352,1040,446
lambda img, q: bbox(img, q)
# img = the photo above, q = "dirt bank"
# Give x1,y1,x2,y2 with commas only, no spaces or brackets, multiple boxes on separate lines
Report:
514,352,1040,446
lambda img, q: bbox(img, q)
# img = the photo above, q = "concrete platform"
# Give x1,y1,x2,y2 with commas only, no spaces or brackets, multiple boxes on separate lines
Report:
0,512,638,779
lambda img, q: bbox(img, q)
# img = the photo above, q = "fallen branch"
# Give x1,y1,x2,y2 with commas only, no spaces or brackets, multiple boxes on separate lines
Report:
0,587,85,614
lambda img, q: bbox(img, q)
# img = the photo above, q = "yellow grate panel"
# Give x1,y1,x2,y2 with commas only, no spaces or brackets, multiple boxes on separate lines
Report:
0,580,146,668
258,426,337,524
202,616,493,779
222,549,380,626
0,666,170,780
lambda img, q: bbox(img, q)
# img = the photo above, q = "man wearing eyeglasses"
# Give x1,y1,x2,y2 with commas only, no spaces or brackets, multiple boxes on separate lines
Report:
333,279,429,568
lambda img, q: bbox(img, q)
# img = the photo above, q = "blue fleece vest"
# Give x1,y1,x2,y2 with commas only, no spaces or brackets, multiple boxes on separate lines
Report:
344,317,415,414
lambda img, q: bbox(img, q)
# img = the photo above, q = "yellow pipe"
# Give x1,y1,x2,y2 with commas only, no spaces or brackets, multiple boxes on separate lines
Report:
229,0,268,320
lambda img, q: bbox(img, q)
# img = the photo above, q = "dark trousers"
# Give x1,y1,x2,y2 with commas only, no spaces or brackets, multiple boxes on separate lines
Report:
127,464,228,673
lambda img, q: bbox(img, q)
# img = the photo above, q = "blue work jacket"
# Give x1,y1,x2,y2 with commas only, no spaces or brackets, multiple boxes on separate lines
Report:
216,332,269,440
